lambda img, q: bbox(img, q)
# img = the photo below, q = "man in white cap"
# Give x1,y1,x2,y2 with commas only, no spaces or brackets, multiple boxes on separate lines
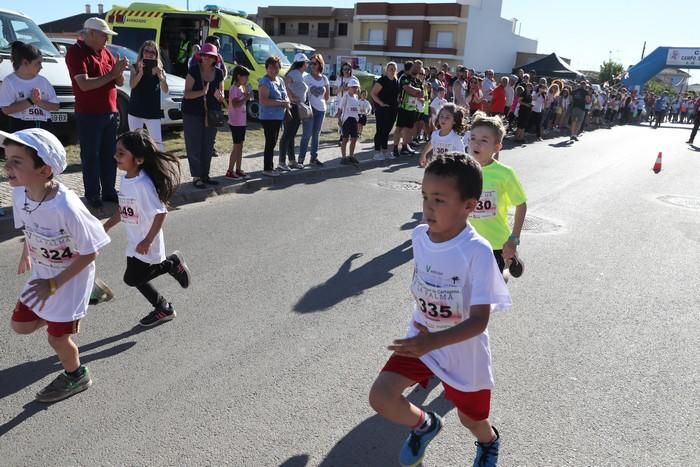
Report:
66,17,129,209
2,128,111,403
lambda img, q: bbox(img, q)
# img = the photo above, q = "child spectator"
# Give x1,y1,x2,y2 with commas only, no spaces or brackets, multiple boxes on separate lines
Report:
358,89,372,139
337,77,362,166
0,42,59,131
225,65,252,179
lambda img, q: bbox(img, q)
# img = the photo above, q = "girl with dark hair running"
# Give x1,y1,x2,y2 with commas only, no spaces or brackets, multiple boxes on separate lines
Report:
104,130,192,327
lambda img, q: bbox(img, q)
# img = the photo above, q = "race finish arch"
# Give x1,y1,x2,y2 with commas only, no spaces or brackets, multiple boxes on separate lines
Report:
623,47,700,91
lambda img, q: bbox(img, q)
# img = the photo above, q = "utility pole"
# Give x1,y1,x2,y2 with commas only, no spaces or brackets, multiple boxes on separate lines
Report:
641,41,646,60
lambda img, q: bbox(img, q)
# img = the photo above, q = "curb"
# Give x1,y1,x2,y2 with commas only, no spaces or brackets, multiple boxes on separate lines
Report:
0,153,415,240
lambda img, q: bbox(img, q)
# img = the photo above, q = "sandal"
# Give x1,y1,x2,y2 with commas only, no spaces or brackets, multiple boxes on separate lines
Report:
193,179,206,189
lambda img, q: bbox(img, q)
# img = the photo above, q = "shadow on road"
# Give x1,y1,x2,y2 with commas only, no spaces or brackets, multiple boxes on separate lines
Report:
293,240,413,313
401,212,423,231
0,325,147,402
279,454,310,467
548,140,574,148
688,144,700,152
316,378,452,467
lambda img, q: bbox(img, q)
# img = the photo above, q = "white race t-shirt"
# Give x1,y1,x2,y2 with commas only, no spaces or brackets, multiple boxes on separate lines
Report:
532,92,546,113
13,184,111,322
118,171,168,264
408,224,511,391
505,86,515,107
338,93,361,124
430,129,465,156
430,97,447,117
359,99,372,116
0,73,58,121
332,76,352,98
304,73,329,112
462,130,471,152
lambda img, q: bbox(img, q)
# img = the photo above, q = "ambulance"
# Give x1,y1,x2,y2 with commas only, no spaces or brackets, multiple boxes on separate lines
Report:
105,3,290,119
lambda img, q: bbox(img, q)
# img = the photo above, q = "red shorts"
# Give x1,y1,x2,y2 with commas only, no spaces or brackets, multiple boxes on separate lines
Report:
12,301,80,337
382,354,491,421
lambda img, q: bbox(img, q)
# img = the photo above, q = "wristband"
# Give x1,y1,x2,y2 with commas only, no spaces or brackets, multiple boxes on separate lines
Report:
508,234,520,245
48,278,58,295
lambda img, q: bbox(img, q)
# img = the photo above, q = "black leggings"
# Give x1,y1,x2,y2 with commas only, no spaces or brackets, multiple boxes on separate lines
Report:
374,106,398,150
123,256,174,309
528,111,542,138
689,114,700,143
261,119,283,171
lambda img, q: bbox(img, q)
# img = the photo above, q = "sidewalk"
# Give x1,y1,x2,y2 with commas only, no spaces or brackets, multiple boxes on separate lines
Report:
0,134,407,237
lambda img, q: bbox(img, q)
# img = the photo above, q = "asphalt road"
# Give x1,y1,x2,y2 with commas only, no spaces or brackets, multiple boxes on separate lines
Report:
1,123,698,466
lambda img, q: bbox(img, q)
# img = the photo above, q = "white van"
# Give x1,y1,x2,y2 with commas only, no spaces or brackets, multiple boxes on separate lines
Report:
0,8,75,135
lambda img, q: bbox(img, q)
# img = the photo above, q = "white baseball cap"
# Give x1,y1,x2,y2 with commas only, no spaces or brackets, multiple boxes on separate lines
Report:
83,17,118,35
347,77,361,88
293,53,310,63
0,128,67,176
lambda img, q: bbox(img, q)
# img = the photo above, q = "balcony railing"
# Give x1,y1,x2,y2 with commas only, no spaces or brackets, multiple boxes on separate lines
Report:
356,40,386,46
424,41,455,49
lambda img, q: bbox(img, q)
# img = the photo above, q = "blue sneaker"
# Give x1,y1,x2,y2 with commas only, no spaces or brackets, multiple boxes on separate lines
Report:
473,426,500,467
399,412,443,467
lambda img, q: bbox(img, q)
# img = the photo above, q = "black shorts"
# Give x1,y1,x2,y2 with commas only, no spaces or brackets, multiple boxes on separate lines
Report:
341,117,358,139
420,113,430,123
358,114,368,126
396,108,418,128
229,125,246,144
493,250,505,273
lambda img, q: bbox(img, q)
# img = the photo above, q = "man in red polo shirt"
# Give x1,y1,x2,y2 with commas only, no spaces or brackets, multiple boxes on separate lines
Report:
66,17,129,209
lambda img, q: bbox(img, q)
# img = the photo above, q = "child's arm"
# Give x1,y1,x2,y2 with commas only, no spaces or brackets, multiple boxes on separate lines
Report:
103,208,121,232
17,241,31,275
388,304,491,357
136,213,166,255
502,202,527,260
21,252,98,311
419,141,432,168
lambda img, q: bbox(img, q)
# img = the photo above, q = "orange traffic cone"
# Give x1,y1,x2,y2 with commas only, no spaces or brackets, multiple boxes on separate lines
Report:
652,152,662,173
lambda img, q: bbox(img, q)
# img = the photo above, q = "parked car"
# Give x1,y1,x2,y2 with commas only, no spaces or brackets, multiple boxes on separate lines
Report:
50,37,185,133
0,9,76,137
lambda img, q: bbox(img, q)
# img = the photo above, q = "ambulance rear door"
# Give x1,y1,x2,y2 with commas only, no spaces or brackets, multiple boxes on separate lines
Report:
106,7,163,51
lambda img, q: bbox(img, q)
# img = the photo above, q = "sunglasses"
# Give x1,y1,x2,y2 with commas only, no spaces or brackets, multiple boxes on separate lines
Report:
143,49,157,54
342,68,351,71
311,61,319,65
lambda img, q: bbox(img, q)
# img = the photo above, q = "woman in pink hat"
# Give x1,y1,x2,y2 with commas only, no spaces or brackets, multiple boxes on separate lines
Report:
181,43,225,189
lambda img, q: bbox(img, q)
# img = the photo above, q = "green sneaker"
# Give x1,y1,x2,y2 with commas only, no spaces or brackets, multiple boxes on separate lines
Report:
89,278,115,305
36,367,92,403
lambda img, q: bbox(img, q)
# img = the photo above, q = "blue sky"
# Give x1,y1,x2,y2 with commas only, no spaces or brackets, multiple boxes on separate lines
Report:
4,0,698,83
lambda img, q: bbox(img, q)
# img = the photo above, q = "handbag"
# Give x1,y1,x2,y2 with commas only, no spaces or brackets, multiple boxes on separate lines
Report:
205,109,226,127
297,101,313,120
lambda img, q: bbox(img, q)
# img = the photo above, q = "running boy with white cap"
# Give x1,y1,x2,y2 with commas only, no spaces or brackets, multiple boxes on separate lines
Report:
2,128,111,403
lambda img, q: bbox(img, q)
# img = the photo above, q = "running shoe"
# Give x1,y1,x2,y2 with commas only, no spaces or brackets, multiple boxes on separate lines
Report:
289,161,304,169
262,170,280,177
276,164,291,172
236,170,251,179
373,152,386,161
36,367,92,403
168,251,191,288
139,303,176,327
89,277,115,305
225,170,240,179
473,427,500,467
340,157,352,165
311,158,324,167
399,412,443,467
348,156,360,166
392,148,401,159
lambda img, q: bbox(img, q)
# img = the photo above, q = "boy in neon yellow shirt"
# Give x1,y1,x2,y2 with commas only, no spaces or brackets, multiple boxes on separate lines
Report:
467,111,527,275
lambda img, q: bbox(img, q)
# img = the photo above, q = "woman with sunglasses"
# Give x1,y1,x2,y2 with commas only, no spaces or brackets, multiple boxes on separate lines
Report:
300,54,329,167
128,40,169,150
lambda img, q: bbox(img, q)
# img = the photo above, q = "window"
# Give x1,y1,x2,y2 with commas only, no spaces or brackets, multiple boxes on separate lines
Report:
396,29,413,47
368,29,384,45
238,34,290,65
318,22,329,38
279,22,286,35
436,31,454,48
263,18,275,35
0,13,60,57
217,34,254,70
112,27,157,52
337,22,348,36
298,22,309,35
